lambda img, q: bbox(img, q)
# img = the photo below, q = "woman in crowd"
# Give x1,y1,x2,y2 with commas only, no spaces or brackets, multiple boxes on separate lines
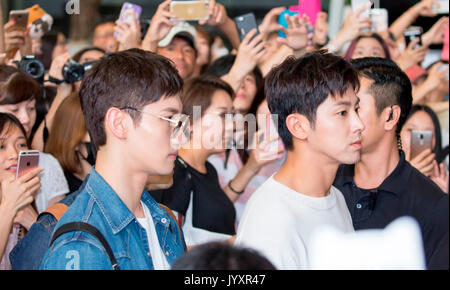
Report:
401,104,448,193
0,64,69,212
0,113,42,269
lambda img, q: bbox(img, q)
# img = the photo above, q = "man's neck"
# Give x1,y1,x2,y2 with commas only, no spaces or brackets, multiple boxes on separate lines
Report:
354,138,400,190
274,148,339,198
94,146,148,218
178,147,210,174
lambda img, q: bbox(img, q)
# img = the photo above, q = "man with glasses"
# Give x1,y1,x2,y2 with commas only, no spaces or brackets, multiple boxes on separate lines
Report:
41,49,188,270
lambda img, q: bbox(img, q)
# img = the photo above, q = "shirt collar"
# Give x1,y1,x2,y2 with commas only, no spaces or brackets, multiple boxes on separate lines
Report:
85,168,170,234
335,150,412,196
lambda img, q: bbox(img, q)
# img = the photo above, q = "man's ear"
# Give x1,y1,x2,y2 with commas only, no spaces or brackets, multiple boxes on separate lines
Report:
286,113,310,141
104,107,130,140
384,105,401,132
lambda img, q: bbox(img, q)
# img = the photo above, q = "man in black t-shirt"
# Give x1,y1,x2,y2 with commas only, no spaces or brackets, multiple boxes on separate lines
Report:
334,57,449,270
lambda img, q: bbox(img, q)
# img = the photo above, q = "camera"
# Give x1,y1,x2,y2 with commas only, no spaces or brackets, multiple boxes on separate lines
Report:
14,55,45,84
62,60,96,83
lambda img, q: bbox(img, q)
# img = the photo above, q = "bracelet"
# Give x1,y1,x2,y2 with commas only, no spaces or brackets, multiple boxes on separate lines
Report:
228,179,245,195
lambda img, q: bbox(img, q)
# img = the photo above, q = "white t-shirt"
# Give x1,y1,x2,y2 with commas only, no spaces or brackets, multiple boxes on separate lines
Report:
36,152,70,213
235,176,354,270
137,202,171,270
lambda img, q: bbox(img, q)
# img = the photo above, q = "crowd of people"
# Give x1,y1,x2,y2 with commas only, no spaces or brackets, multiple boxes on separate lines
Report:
0,0,448,270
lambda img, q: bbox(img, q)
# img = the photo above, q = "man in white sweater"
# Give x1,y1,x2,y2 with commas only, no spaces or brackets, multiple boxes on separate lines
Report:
235,51,365,270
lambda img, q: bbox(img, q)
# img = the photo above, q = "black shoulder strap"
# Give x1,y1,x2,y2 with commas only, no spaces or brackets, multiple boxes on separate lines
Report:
50,222,120,270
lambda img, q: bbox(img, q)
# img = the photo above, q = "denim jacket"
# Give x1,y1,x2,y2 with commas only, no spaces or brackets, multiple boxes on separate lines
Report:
10,177,86,270
40,168,186,270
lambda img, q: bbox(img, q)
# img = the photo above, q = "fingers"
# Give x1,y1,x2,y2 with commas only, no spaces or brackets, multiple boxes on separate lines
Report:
355,1,373,17
17,167,43,184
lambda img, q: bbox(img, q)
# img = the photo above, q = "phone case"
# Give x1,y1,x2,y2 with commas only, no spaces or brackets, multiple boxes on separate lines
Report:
278,9,299,38
410,130,433,160
351,0,371,18
16,150,40,179
297,0,322,25
9,10,29,31
404,27,423,48
370,8,388,33
235,13,259,42
114,2,142,38
170,1,209,21
442,26,449,61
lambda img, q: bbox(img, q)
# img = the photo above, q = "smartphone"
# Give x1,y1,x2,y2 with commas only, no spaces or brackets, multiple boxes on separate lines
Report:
410,130,433,160
432,0,449,14
404,26,423,49
352,0,371,18
170,0,210,21
442,26,449,61
278,9,299,38
298,0,322,25
16,150,40,180
115,2,142,38
235,13,260,42
9,10,29,31
370,8,388,33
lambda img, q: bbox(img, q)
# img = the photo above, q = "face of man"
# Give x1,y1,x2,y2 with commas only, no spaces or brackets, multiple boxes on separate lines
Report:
355,77,390,154
157,37,196,80
306,87,365,165
126,94,183,176
93,23,116,52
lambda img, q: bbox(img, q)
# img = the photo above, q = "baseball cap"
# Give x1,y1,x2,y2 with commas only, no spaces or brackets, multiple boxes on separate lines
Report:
158,21,197,50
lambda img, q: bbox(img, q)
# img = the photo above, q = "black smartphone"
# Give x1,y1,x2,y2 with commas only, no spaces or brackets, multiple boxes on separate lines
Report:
234,13,260,42
404,26,423,49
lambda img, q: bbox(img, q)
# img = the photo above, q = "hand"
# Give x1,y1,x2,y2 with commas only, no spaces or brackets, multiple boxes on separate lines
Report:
412,0,438,18
199,0,228,27
423,62,449,91
258,6,287,37
277,13,309,53
3,21,27,53
333,2,372,50
115,11,142,51
232,29,267,78
13,204,38,231
409,148,435,177
314,12,329,46
48,52,71,81
141,0,177,51
430,161,449,193
396,38,428,71
247,130,285,172
0,167,42,214
422,17,449,47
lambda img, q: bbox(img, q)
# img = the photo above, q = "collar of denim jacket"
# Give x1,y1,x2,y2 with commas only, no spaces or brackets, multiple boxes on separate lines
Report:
85,168,170,234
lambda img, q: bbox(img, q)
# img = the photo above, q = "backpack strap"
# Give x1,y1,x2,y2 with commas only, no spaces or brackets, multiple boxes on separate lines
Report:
158,203,184,244
40,203,69,221
50,222,120,270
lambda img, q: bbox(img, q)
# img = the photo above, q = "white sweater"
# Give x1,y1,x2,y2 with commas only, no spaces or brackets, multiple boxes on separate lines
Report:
235,176,354,270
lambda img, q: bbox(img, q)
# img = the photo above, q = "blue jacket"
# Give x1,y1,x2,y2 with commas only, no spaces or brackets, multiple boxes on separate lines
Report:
10,177,87,270
40,168,186,270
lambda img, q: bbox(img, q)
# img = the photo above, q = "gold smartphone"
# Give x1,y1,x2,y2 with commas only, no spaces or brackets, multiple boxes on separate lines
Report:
170,1,210,21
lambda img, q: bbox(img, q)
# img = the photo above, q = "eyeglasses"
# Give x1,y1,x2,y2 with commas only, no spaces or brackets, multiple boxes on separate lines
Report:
120,106,190,142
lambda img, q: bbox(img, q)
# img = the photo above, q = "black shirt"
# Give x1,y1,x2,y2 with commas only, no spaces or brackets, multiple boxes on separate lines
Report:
64,171,84,194
334,150,449,269
150,157,236,235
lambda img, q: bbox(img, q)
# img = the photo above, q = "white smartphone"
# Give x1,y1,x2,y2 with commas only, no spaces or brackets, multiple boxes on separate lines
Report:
16,150,40,179
352,0,372,18
370,8,388,33
432,0,449,14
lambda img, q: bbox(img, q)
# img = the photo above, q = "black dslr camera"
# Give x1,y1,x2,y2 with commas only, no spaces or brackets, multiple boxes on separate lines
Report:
14,55,45,84
62,60,97,83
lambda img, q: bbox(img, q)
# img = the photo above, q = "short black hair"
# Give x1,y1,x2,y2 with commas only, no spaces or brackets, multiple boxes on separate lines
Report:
171,242,276,270
351,57,412,135
79,48,183,148
265,50,360,151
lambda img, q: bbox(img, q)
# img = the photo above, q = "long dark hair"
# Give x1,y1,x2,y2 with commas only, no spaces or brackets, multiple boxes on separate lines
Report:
0,113,29,150
344,33,391,61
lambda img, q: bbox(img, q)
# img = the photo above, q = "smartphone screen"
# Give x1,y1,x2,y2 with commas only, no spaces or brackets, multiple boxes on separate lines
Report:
16,150,40,179
410,130,433,160
235,13,260,42
404,27,423,49
170,1,209,21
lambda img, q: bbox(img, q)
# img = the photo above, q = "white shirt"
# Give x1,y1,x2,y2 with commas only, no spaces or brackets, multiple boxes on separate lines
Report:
235,176,354,270
136,202,170,270
36,152,70,213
